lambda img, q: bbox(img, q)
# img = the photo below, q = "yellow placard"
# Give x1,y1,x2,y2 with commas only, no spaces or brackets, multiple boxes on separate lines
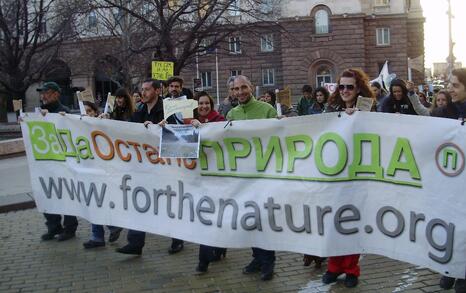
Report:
277,87,292,108
13,99,22,112
163,98,198,120
152,61,174,81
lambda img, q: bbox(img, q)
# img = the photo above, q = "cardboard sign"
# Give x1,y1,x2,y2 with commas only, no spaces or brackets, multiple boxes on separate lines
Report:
356,96,374,112
77,88,95,103
13,99,22,112
104,93,116,114
152,61,174,81
163,97,198,120
276,87,292,108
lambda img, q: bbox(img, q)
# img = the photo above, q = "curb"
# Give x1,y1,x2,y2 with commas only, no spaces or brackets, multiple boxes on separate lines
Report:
0,192,36,213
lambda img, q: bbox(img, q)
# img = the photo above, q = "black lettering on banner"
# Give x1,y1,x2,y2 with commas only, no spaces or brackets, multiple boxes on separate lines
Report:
376,206,405,237
334,204,360,234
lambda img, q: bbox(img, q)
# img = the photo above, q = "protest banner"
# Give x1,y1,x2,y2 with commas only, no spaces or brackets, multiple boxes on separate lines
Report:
163,98,198,120
152,61,174,81
20,112,466,278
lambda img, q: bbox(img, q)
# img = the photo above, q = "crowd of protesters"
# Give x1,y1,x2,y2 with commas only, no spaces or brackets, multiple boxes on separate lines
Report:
35,67,466,292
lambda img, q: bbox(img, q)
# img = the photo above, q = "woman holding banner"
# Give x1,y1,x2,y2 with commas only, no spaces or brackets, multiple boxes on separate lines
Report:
322,68,375,288
191,91,227,274
111,88,135,121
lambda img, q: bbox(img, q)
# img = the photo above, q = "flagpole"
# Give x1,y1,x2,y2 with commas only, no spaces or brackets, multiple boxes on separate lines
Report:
408,57,412,81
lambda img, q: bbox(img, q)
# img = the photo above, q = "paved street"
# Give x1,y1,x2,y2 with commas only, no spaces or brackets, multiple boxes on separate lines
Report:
0,156,456,292
0,208,453,293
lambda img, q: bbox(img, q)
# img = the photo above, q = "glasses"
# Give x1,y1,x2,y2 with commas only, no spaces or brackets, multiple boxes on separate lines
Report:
338,84,355,91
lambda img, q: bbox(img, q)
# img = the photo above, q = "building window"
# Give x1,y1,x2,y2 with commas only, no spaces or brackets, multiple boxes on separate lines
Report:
230,70,242,77
262,69,275,86
376,27,390,46
374,0,390,6
316,66,332,86
315,9,329,34
88,11,97,28
201,71,212,88
228,0,241,16
260,34,274,52
229,37,241,54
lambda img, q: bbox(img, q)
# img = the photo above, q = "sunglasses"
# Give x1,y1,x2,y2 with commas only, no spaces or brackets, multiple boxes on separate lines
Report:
338,84,355,91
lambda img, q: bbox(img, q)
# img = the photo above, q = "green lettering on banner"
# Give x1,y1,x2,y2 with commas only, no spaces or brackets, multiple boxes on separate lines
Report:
57,129,80,162
199,140,225,170
224,137,251,171
285,135,312,172
27,121,66,161
349,133,383,179
315,133,347,176
253,136,283,172
386,138,421,180
76,136,94,160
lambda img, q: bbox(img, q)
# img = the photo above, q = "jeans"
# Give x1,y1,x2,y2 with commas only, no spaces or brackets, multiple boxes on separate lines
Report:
90,224,121,242
251,247,275,266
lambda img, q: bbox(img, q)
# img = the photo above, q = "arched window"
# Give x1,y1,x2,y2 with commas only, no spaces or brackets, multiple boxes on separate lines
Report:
315,9,329,34
315,65,333,87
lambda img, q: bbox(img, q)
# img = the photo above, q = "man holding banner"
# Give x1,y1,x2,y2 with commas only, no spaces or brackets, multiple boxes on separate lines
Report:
37,82,78,242
116,79,167,255
227,75,278,281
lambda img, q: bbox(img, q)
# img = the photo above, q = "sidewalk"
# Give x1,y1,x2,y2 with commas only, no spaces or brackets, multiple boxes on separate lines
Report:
0,155,34,213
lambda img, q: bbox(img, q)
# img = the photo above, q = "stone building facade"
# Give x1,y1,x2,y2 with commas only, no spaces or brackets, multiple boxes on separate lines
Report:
26,0,425,109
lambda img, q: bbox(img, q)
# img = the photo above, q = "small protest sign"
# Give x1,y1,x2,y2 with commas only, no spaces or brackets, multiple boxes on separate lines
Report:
104,93,116,114
356,96,374,112
163,97,198,120
13,99,22,112
159,124,200,158
276,87,292,108
152,61,174,81
77,88,95,103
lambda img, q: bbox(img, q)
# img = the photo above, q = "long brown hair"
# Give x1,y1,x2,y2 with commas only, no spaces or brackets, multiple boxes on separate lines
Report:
114,88,135,119
328,68,374,108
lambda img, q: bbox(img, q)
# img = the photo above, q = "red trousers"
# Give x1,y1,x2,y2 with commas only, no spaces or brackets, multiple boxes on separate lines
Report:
327,254,360,276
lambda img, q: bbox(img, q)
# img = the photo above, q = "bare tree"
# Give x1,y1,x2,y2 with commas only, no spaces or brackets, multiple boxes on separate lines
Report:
0,0,84,120
94,0,280,78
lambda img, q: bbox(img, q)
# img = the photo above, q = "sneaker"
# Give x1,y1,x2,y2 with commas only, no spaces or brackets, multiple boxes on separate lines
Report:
242,258,261,274
344,274,359,288
108,228,123,243
260,263,274,281
440,276,455,290
116,244,142,255
83,240,105,249
322,271,341,284
57,232,76,242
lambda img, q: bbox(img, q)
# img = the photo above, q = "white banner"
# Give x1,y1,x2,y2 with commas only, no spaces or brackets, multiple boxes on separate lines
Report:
21,112,466,278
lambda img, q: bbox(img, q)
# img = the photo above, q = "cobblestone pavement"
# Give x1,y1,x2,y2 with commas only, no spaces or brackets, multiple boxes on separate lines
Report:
0,209,453,293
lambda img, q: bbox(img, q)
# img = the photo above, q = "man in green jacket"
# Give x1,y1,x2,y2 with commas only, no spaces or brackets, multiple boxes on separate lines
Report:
227,75,277,281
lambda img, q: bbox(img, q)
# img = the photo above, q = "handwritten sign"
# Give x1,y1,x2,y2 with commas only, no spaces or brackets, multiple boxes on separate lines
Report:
356,96,374,112
77,88,95,103
163,98,198,120
276,87,292,108
152,61,174,81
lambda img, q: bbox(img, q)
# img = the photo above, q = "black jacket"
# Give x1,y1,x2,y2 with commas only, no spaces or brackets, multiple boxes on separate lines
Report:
131,97,176,124
41,100,70,113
